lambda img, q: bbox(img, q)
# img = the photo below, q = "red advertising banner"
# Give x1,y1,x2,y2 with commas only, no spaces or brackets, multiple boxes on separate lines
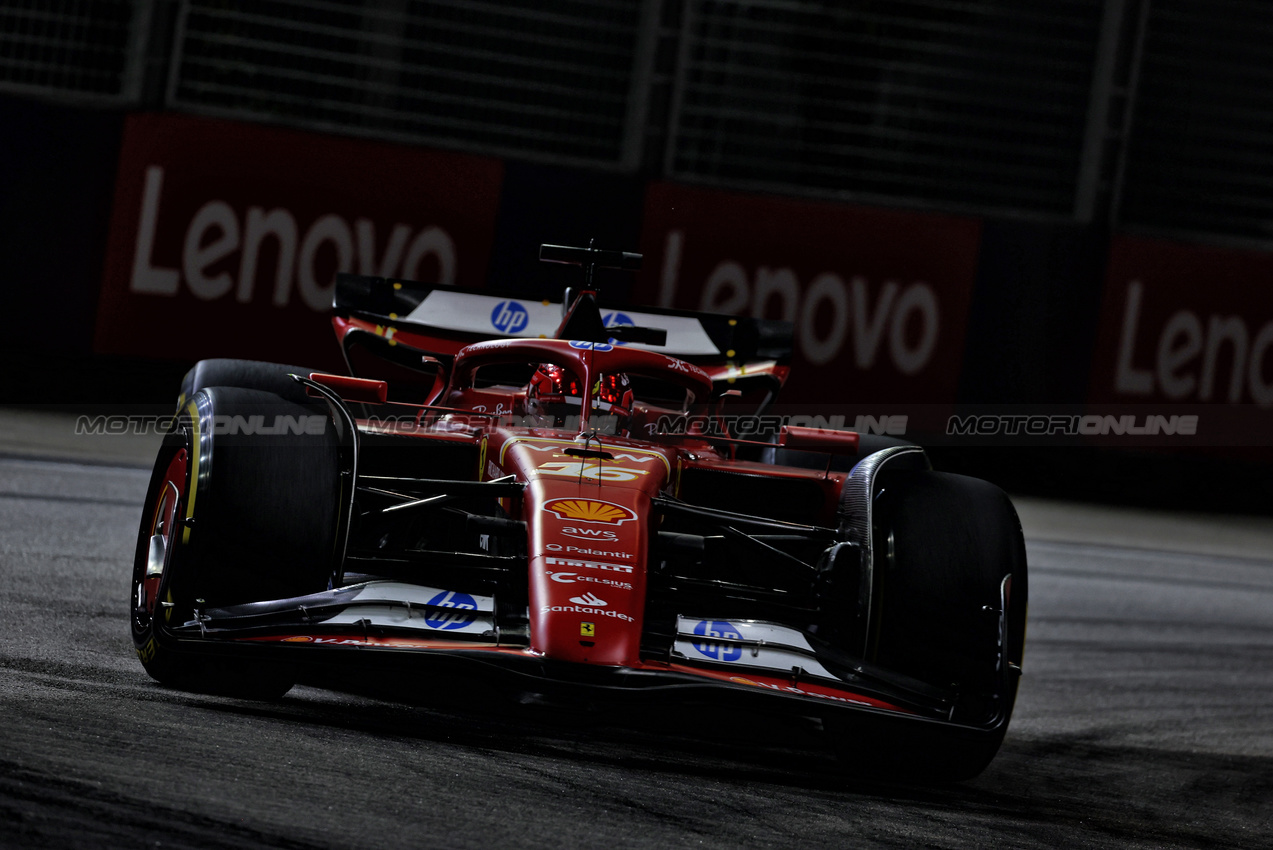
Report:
634,182,981,404
95,113,504,371
1090,235,1273,408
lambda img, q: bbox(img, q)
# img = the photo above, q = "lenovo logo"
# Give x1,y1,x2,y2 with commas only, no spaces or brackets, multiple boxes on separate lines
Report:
129,166,458,310
1113,280,1273,404
685,248,941,372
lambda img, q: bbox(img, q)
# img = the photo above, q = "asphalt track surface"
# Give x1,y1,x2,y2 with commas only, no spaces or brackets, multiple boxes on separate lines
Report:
1,430,1271,848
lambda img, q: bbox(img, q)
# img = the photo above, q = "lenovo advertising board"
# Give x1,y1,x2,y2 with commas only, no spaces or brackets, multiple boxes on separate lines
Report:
95,113,503,371
1089,234,1273,451
634,182,982,406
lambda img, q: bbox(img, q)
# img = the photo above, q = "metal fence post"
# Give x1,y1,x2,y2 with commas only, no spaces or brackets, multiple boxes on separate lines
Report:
662,0,697,178
1074,0,1131,224
1106,0,1153,231
121,0,158,103
163,0,192,110
621,0,663,172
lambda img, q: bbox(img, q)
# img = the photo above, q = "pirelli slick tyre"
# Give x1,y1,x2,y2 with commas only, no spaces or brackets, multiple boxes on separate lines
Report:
130,387,342,698
179,358,315,407
829,470,1028,783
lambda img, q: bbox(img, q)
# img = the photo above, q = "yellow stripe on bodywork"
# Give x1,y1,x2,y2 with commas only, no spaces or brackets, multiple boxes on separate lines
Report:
498,436,671,475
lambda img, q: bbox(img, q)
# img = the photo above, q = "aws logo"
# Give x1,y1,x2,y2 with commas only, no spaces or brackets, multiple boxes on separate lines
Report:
560,525,618,541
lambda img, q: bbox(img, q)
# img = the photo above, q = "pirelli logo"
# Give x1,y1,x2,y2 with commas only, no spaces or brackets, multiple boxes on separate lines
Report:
545,556,634,574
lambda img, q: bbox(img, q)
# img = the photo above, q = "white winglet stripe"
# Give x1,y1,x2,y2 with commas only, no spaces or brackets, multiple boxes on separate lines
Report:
404,291,720,355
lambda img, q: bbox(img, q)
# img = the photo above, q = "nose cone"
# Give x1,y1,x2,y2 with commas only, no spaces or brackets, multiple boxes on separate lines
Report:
528,491,649,666
492,434,671,666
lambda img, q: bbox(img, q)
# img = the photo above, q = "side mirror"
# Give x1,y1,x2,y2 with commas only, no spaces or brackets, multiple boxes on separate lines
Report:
306,373,389,405
778,425,860,455
712,388,743,422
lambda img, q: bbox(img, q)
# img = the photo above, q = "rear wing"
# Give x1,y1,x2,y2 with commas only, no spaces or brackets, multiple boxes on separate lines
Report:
333,273,792,363
333,268,789,379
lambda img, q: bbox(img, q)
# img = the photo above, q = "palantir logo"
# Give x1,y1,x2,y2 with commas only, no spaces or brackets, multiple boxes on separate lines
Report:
692,620,743,662
491,300,530,334
424,590,478,630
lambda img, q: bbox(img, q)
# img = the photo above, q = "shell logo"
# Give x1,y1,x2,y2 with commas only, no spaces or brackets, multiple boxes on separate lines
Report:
542,498,636,525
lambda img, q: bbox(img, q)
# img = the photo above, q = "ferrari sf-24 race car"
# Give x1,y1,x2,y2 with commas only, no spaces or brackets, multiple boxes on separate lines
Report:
130,244,1027,782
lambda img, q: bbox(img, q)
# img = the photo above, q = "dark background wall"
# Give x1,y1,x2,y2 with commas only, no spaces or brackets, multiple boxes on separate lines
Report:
4,0,1273,511
0,97,122,355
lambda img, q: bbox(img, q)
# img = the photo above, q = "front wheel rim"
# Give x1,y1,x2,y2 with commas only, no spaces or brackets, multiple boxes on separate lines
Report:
134,447,188,632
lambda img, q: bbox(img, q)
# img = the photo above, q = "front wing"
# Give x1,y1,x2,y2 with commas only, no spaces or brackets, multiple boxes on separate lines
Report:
154,576,1017,742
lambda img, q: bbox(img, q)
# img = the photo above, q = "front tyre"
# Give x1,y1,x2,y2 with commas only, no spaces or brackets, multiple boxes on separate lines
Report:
829,470,1028,782
130,388,342,698
179,358,315,406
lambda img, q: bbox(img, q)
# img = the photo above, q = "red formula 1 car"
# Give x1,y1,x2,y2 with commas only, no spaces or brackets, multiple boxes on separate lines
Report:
130,244,1027,782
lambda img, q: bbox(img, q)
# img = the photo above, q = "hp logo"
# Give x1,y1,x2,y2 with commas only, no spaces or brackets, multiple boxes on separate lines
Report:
602,312,635,345
491,301,530,334
691,620,743,662
424,590,478,630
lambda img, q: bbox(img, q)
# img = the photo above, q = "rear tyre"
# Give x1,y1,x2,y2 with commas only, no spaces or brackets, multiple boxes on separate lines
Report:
130,388,342,698
829,470,1028,782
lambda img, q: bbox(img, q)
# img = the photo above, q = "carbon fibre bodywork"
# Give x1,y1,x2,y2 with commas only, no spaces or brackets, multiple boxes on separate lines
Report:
132,246,1026,780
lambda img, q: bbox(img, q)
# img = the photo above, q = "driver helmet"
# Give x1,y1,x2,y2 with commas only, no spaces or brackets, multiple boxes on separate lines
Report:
527,364,633,433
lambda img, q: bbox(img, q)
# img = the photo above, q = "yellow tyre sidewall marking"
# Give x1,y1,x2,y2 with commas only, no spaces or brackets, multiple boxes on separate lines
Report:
181,399,200,544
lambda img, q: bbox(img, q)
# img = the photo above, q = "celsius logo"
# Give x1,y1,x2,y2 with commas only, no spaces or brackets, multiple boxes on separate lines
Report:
491,300,529,334
546,571,633,591
692,620,743,661
424,590,478,630
568,592,607,607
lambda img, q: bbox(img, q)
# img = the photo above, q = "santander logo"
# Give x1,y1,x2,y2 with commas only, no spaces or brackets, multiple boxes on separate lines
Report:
568,592,606,607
